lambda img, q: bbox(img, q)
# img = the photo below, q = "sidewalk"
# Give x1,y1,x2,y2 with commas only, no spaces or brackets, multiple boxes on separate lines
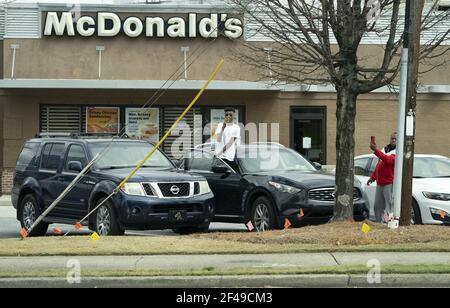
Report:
1,252,449,272
0,195,11,207
0,253,450,287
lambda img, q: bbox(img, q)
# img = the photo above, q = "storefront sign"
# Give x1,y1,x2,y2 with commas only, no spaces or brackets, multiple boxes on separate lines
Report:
125,108,159,142
44,12,243,39
86,107,120,134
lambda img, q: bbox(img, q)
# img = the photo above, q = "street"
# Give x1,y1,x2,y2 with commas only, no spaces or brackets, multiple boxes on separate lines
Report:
0,206,246,239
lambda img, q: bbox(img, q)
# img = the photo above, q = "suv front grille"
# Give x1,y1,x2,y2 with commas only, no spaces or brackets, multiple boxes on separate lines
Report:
308,187,361,202
142,183,155,196
158,183,190,197
194,182,200,195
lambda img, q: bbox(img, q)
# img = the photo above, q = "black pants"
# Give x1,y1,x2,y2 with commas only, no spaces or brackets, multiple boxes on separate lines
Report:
224,159,239,173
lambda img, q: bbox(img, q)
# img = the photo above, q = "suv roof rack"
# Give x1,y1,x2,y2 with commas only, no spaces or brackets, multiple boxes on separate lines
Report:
35,133,127,139
35,132,76,138
71,133,127,139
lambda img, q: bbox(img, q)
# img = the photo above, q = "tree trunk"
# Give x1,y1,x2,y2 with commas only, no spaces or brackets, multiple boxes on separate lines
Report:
332,86,357,221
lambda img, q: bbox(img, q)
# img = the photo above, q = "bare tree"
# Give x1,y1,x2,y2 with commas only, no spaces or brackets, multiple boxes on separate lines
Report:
229,0,449,221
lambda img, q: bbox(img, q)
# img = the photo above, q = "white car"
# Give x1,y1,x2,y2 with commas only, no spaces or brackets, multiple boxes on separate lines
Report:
354,154,450,224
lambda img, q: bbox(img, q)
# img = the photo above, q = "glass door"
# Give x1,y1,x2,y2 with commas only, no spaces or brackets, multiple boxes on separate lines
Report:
290,107,326,164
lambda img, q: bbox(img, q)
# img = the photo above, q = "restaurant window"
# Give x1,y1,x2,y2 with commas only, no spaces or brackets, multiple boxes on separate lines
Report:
39,105,205,159
40,106,83,133
162,107,202,159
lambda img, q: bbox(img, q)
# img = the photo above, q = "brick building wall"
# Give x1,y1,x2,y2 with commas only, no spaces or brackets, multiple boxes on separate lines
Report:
0,92,3,196
1,169,14,195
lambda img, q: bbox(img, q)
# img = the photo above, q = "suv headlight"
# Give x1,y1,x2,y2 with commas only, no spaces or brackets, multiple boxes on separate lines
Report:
198,181,211,195
120,183,146,196
423,192,450,201
269,181,301,194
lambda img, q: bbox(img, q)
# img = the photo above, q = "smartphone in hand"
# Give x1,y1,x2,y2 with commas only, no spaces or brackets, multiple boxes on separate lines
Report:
371,136,376,144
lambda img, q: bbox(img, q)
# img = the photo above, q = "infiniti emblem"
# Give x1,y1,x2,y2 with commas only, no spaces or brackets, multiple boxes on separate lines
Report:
331,192,336,199
170,185,180,195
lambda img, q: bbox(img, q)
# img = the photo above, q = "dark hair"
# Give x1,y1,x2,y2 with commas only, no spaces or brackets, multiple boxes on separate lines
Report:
224,107,235,113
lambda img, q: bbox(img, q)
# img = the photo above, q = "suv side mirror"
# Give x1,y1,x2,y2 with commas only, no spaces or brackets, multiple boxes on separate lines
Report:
313,162,322,170
211,165,230,173
68,161,83,172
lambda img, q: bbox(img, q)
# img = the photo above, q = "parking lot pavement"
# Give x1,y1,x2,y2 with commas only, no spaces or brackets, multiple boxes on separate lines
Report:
0,207,22,238
0,195,11,207
0,207,91,238
0,206,15,218
0,205,246,238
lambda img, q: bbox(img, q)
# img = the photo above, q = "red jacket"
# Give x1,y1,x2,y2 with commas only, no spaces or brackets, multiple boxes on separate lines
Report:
370,149,395,186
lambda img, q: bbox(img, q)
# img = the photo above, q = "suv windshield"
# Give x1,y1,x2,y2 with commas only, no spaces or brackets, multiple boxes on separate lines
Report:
90,142,173,170
238,146,316,173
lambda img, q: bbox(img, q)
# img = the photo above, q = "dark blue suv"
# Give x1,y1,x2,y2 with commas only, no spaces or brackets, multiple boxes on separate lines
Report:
12,135,215,236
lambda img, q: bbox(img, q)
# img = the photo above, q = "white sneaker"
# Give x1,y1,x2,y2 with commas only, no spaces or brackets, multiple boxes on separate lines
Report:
388,219,399,229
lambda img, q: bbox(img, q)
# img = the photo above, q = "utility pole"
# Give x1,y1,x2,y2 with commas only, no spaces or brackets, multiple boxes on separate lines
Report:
399,0,424,226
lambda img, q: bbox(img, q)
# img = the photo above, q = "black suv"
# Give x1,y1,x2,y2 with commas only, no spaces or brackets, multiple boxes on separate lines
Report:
12,135,215,236
182,144,369,231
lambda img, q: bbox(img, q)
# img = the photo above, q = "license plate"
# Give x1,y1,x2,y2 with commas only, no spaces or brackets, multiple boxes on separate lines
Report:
169,210,187,221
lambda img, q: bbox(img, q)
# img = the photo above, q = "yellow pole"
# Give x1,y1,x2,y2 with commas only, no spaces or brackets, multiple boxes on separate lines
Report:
115,58,224,191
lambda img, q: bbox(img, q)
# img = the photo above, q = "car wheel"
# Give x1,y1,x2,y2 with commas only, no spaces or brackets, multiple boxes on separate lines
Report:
251,196,277,232
19,194,48,237
411,199,422,225
93,198,124,236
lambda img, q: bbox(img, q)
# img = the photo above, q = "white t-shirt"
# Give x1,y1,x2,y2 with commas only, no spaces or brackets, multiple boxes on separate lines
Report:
215,123,241,161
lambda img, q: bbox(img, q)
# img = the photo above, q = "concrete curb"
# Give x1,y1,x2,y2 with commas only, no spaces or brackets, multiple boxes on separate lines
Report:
0,196,11,207
0,274,449,288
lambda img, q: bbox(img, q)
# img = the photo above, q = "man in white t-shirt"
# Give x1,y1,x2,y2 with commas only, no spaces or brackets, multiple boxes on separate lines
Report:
215,107,241,171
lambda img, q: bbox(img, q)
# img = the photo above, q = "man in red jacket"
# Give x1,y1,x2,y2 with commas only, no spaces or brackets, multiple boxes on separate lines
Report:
367,134,396,223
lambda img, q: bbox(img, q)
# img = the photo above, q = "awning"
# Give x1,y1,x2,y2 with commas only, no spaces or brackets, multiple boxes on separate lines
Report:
0,79,449,94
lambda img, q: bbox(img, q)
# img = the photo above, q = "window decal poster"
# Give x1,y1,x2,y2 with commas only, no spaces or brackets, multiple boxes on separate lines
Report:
86,107,120,134
125,108,159,142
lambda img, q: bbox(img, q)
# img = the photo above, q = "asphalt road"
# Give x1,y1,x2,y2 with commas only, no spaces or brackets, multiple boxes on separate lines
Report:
0,206,246,238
